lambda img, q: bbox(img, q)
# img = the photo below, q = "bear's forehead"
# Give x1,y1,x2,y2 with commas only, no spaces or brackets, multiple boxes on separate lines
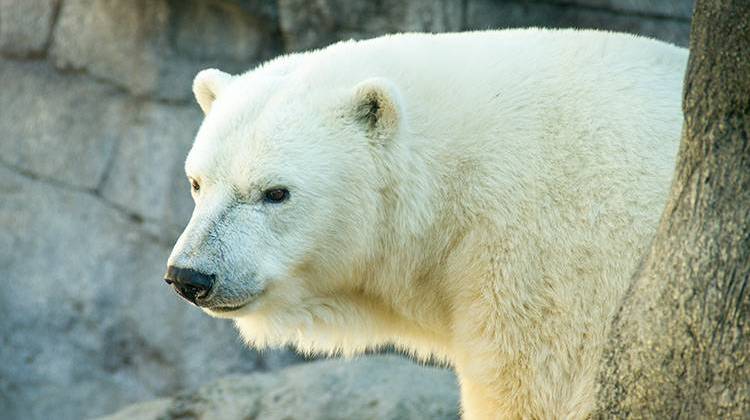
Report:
186,105,329,185
187,118,271,182
185,59,355,184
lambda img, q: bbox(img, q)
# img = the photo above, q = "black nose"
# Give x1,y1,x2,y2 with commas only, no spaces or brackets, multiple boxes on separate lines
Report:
164,266,215,305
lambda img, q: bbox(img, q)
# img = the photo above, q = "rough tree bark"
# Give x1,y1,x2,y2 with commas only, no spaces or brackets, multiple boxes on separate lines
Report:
594,0,750,417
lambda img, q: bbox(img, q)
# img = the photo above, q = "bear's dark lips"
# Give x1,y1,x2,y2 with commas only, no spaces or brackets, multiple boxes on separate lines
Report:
209,302,247,312
205,289,265,313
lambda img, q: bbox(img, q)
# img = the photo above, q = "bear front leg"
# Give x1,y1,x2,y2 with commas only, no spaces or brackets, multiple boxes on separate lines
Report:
459,375,505,419
455,360,542,420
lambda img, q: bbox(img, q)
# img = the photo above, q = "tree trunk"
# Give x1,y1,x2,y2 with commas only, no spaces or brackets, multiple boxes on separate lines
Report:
594,0,750,417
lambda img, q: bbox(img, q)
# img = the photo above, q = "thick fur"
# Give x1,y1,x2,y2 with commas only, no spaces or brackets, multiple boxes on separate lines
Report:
168,29,687,419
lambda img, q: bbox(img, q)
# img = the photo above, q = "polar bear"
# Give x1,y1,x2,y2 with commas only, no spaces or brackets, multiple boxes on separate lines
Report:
164,29,687,419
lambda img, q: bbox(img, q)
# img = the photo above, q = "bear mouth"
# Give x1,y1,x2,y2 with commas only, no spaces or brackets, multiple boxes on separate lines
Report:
202,288,266,317
208,302,248,313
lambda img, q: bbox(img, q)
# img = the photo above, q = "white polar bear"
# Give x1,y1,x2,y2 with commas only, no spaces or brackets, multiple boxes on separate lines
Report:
165,29,687,419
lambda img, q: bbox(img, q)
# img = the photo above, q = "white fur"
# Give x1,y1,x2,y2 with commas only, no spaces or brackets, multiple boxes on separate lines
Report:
193,68,233,114
168,29,687,419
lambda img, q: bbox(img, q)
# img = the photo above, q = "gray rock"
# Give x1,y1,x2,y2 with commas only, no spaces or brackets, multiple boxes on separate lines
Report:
49,0,281,101
97,356,460,420
98,101,202,238
548,0,693,20
277,0,692,52
49,0,167,97
0,58,208,237
224,0,280,22
0,0,59,56
465,0,691,46
0,59,127,190
0,58,202,234
0,164,301,420
277,0,463,52
94,399,172,420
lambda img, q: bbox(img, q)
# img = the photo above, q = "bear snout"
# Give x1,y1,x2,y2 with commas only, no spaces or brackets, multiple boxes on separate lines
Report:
164,266,215,306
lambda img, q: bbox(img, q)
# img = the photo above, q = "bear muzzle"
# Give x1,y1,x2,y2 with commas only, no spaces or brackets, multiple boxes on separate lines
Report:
164,265,215,306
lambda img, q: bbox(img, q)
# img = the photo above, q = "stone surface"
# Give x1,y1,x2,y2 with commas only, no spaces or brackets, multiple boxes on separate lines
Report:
50,0,281,101
277,0,692,52
99,101,202,236
550,0,693,19
465,0,691,46
277,0,463,52
49,0,167,96
0,0,59,56
97,356,460,420
0,58,202,232
0,59,127,190
0,164,302,420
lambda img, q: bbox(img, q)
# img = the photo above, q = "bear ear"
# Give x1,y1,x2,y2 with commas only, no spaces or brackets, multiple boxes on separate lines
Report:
350,78,403,144
193,69,233,115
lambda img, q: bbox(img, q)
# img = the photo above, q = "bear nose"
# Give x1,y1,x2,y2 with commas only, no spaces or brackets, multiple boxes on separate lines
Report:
164,266,215,305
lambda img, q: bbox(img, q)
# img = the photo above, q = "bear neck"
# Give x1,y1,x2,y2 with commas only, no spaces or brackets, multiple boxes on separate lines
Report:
351,135,483,360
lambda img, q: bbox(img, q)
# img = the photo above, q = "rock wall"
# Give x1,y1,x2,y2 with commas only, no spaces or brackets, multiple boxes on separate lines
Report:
0,1,692,419
98,356,460,420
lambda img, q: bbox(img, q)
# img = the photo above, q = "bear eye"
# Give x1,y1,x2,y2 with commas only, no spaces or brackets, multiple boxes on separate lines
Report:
263,188,289,203
190,178,200,193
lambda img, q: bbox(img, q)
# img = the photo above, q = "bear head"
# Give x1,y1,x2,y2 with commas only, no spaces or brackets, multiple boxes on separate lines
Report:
165,61,419,351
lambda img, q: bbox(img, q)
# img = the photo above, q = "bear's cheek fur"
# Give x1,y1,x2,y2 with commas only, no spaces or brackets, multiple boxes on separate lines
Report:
219,195,350,290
